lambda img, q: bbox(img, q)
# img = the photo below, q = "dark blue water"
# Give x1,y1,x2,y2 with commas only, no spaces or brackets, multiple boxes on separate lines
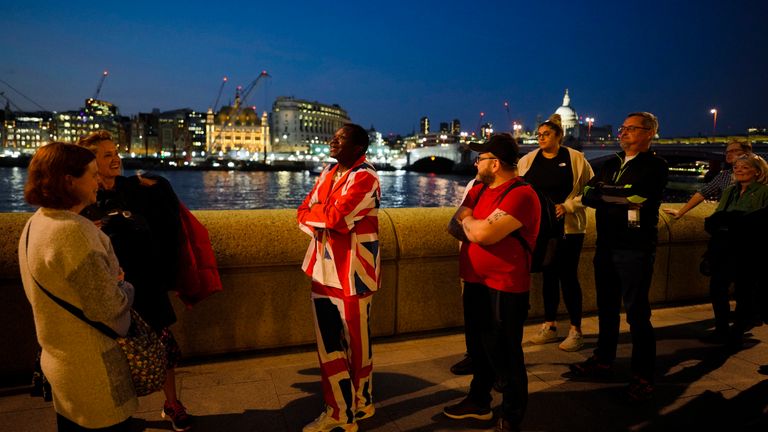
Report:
0,167,475,212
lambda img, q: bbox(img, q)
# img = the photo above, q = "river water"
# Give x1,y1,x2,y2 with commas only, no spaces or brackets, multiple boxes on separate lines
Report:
0,167,476,212
1,160,698,213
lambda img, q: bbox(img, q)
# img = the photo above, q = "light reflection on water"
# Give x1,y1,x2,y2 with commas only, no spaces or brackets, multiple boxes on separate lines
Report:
0,167,474,212
0,167,30,212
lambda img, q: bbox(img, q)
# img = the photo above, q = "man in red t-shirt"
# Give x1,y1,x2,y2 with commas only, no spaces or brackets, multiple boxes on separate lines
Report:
444,133,540,432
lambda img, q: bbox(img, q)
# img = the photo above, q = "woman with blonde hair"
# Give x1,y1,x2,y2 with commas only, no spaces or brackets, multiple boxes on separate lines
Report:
663,139,752,219
78,131,192,431
704,153,768,347
20,142,137,431
518,114,594,351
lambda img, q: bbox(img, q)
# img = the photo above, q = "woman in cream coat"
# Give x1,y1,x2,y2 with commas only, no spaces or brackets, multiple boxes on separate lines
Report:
19,142,137,431
518,115,594,351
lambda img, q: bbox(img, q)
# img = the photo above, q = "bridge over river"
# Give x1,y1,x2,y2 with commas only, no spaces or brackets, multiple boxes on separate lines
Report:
406,141,768,173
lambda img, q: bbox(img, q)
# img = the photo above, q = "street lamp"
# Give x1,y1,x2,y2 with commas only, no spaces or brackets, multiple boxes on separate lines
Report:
710,108,718,137
585,117,594,142
512,122,522,138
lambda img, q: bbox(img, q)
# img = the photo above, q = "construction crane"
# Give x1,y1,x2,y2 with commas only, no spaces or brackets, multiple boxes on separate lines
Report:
503,101,511,130
0,79,47,111
0,91,23,112
237,70,271,109
476,111,485,136
211,76,228,111
93,70,109,100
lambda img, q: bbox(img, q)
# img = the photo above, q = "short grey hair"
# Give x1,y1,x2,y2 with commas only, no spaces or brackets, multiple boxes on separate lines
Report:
627,112,659,135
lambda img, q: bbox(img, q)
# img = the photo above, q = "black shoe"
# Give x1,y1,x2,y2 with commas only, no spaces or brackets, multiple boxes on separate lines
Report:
726,328,745,352
450,355,473,375
495,417,521,432
700,330,728,345
626,377,654,402
443,397,492,420
568,355,612,379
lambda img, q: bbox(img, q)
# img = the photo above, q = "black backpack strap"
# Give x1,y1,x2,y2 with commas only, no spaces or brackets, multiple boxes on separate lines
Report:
475,180,534,254
24,223,120,340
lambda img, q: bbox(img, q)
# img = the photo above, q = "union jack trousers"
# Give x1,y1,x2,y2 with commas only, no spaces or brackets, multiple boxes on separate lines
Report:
311,282,374,423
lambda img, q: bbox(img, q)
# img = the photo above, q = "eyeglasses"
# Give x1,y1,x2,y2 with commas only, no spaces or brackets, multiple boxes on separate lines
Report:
536,132,553,139
618,126,651,134
474,156,498,164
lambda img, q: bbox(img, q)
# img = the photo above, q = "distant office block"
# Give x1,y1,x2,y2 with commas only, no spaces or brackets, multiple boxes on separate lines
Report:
271,96,349,154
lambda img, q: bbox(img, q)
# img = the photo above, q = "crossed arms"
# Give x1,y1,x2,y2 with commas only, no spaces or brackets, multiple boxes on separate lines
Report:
447,205,523,246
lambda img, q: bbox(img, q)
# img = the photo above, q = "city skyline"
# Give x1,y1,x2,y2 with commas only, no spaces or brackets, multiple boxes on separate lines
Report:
2,0,767,138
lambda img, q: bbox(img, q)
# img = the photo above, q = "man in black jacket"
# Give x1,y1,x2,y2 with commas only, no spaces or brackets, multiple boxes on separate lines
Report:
568,112,668,401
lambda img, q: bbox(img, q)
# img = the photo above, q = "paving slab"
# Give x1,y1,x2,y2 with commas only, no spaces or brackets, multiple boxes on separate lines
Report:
1,303,766,431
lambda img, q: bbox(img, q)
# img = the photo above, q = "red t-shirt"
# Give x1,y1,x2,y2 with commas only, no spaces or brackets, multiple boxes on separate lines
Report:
459,177,540,293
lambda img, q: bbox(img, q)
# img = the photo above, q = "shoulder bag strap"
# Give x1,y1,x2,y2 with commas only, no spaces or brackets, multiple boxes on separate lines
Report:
24,222,120,340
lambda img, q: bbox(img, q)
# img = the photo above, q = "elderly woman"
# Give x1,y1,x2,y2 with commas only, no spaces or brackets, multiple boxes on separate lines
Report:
704,153,768,347
19,142,137,431
77,131,191,431
663,139,752,219
518,114,594,351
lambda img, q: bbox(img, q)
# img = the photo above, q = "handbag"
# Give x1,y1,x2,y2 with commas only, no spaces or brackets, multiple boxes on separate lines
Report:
24,224,167,396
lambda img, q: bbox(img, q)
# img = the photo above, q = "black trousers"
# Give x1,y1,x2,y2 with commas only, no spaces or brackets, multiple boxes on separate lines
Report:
542,233,585,326
593,247,656,382
464,282,529,426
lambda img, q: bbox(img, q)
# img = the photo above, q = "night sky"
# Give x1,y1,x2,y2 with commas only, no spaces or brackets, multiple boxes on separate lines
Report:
2,0,766,137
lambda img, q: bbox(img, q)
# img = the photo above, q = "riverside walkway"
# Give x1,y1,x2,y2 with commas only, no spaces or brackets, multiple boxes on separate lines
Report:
1,302,766,431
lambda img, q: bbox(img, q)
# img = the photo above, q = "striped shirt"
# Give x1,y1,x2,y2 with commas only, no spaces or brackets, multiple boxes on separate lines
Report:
699,169,733,201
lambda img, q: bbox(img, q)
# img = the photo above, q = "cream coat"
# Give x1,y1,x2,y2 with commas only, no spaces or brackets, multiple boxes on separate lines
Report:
517,146,594,234
19,209,137,428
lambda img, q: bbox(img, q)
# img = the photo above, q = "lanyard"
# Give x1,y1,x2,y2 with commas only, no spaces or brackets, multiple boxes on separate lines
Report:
612,159,631,183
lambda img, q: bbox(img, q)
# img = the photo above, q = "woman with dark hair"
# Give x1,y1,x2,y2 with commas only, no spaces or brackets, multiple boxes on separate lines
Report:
518,114,594,351
19,142,137,431
77,131,191,431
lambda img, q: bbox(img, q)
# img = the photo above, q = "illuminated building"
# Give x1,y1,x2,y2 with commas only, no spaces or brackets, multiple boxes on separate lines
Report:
206,89,270,159
1,111,53,152
155,109,206,159
53,98,124,145
366,126,391,163
450,119,461,135
420,116,430,134
554,89,579,138
130,111,160,157
271,96,349,154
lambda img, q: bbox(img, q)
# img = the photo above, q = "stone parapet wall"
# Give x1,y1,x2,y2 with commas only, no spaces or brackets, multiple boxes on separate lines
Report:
0,204,715,385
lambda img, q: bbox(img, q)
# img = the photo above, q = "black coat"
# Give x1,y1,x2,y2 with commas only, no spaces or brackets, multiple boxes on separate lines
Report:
583,151,669,251
82,175,182,331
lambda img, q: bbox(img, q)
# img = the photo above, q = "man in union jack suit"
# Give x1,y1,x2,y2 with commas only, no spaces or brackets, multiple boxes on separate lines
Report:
298,123,381,432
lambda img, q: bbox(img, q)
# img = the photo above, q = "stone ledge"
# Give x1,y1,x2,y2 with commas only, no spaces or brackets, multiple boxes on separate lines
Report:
0,203,717,380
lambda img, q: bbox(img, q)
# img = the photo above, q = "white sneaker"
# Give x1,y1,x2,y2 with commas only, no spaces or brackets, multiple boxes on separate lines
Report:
558,329,584,352
303,410,358,432
530,323,558,344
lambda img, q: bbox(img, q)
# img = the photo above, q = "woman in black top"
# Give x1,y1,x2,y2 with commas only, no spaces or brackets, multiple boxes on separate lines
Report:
78,131,192,432
517,114,594,352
